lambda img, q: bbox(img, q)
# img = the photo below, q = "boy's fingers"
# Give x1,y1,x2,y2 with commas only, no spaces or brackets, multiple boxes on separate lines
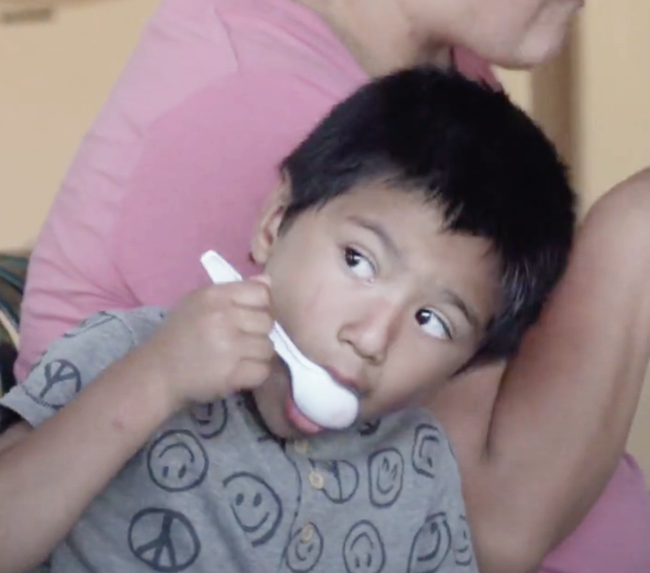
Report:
228,307,274,336
249,274,271,287
239,337,275,361
230,279,271,308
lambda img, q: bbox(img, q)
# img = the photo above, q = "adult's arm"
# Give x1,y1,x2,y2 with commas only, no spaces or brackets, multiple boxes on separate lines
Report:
450,168,650,573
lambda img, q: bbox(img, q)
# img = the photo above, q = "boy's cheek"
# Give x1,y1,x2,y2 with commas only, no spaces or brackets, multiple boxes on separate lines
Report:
368,363,461,415
362,381,434,419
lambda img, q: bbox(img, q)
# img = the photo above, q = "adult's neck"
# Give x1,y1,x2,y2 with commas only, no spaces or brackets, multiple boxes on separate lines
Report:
294,0,452,76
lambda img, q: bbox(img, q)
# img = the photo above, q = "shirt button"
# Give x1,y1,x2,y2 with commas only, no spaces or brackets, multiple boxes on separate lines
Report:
300,523,315,543
294,440,309,454
308,470,325,490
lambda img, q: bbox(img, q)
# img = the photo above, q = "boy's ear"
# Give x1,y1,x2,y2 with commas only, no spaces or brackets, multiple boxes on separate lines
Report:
250,172,292,265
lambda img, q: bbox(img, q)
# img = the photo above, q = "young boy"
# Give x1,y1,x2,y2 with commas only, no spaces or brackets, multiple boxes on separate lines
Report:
0,68,574,573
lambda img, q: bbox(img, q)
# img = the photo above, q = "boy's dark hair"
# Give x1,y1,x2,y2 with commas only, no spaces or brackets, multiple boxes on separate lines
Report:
281,68,575,365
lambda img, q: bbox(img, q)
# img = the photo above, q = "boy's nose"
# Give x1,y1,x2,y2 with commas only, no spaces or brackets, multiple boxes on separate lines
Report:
339,300,401,364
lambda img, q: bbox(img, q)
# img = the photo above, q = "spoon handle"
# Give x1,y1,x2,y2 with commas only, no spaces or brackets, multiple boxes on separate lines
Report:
200,252,307,368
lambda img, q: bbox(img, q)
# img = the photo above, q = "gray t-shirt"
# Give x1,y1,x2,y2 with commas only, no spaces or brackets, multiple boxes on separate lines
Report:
0,308,479,573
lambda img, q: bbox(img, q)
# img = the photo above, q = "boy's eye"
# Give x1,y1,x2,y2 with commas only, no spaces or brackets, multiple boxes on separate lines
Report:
344,247,375,280
416,308,451,340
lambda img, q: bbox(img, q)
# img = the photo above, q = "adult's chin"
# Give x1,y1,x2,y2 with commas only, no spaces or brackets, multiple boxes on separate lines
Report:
495,34,568,70
491,9,579,69
469,14,576,70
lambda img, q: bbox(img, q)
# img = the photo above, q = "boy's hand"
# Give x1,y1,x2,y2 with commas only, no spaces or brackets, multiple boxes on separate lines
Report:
138,276,275,411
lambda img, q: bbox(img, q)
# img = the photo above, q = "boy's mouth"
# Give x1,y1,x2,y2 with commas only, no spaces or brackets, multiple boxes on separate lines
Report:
285,391,325,435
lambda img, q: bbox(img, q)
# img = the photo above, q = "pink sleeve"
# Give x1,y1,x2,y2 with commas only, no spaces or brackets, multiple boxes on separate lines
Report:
15,72,336,380
111,72,336,305
540,454,650,573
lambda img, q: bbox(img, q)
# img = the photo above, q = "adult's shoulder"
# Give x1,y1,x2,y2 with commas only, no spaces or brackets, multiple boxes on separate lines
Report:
101,0,366,137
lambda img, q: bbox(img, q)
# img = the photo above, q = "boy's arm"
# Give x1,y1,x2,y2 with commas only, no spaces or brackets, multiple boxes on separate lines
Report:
0,282,274,573
0,313,174,573
454,169,650,573
0,421,31,454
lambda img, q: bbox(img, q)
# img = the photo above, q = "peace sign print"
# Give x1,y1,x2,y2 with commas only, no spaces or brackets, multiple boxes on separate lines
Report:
190,401,228,439
25,359,82,409
310,460,359,504
368,448,404,508
128,508,201,572
28,351,46,375
147,430,209,492
412,424,443,479
407,513,452,573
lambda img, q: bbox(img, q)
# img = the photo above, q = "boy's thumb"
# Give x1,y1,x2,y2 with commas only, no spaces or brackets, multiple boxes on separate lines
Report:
250,274,271,287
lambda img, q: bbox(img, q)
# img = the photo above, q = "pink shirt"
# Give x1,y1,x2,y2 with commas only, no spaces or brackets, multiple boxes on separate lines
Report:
17,0,650,570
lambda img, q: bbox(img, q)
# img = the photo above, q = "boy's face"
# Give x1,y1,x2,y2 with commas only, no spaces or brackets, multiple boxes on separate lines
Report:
250,180,500,439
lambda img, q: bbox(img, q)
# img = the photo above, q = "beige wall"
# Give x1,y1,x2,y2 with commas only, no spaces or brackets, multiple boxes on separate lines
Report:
0,0,159,250
1,2,650,478
576,2,650,205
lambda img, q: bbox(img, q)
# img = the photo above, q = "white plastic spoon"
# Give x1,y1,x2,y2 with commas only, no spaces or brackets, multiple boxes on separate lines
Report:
200,250,359,430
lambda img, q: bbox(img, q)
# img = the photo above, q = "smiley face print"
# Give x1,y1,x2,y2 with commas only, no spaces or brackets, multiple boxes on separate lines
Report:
343,521,386,573
147,430,209,493
453,515,474,567
367,448,404,508
190,401,228,439
223,472,283,547
407,513,452,573
285,523,324,572
310,460,359,504
412,424,443,479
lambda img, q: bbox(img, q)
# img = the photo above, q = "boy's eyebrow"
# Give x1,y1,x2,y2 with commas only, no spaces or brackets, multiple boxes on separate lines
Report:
348,216,403,261
440,287,480,331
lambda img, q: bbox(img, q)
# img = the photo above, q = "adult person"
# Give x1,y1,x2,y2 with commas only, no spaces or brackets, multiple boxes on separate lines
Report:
14,0,650,571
